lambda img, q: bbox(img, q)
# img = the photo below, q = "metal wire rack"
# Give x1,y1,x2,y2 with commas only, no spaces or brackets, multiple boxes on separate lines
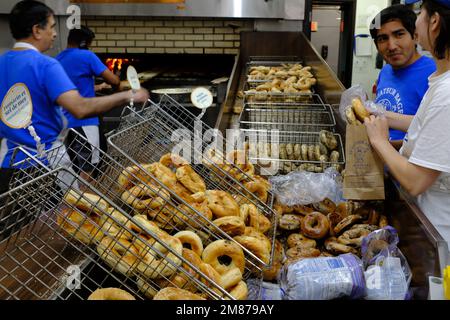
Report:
0,167,241,300
4,129,268,299
244,130,345,175
244,92,322,105
107,100,277,269
239,104,336,132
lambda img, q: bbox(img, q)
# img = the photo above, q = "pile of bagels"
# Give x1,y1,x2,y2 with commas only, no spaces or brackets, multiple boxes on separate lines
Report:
264,198,387,281
58,150,276,300
245,64,317,100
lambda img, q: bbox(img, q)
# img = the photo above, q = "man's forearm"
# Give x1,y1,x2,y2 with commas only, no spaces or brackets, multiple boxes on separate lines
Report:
80,91,131,118
385,111,414,132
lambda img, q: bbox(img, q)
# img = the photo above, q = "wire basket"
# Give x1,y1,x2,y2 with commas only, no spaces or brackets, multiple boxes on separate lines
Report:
3,130,266,299
244,130,345,175
107,100,277,269
244,92,323,105
0,167,243,300
239,105,336,132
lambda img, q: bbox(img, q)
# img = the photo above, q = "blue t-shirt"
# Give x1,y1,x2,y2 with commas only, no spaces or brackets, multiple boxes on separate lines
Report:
375,55,436,141
0,49,76,168
56,48,107,128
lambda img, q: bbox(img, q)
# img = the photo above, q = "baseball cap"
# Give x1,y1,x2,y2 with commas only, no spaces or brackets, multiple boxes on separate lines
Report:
405,0,450,8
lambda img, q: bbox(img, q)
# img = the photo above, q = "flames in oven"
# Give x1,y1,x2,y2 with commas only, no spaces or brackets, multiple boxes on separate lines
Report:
106,58,130,73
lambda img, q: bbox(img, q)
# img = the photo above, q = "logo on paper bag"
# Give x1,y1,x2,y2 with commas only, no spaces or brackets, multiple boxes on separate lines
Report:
350,140,370,174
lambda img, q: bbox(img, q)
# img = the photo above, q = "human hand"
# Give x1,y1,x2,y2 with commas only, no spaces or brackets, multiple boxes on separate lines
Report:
364,115,390,148
131,88,149,103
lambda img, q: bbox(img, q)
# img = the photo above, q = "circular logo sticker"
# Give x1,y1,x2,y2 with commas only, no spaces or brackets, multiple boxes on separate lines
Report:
1,83,33,128
191,87,213,110
127,66,141,91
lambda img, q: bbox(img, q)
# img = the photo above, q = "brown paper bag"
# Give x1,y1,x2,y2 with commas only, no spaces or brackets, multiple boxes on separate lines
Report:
343,124,385,200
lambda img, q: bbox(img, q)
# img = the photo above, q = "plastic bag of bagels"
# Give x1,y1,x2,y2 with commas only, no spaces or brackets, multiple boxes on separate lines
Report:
361,226,412,300
339,85,385,200
279,253,366,300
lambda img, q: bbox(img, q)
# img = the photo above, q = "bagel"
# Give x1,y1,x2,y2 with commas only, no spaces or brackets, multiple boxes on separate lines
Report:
312,198,336,215
263,261,282,281
335,202,351,218
153,287,206,300
243,227,272,254
151,248,204,296
244,181,268,203
278,213,302,231
379,214,389,228
364,239,389,261
252,175,271,190
199,262,223,296
205,190,240,218
171,182,195,203
337,227,371,247
226,281,248,300
333,214,363,235
87,288,135,300
146,204,179,230
233,235,271,265
240,203,271,233
220,267,242,291
57,207,103,245
173,230,204,257
117,164,154,190
177,200,213,225
99,207,132,239
273,239,285,263
176,165,206,194
64,189,109,215
286,233,316,249
130,215,183,279
226,150,255,181
300,212,330,239
121,183,168,212
146,162,177,188
285,247,321,262
291,204,314,216
213,216,246,237
345,106,361,125
351,97,370,122
202,240,245,275
96,236,140,276
136,276,159,299
324,237,358,255
319,130,338,151
159,153,189,169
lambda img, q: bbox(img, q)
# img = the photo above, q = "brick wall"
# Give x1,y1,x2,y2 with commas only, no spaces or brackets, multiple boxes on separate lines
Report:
84,17,254,55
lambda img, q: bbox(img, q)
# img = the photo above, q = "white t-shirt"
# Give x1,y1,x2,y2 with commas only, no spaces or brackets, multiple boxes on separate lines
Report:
400,70,450,261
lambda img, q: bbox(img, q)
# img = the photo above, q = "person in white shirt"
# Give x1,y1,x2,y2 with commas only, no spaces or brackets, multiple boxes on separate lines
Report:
365,0,450,265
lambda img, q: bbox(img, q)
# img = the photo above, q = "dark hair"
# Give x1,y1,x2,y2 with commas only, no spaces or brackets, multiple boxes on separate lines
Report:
422,0,450,59
9,0,54,40
68,26,95,49
369,4,417,44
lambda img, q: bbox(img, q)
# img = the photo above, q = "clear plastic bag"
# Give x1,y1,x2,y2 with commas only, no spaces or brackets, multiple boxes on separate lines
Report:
361,226,412,300
247,279,284,300
338,84,385,123
279,253,366,300
269,167,343,206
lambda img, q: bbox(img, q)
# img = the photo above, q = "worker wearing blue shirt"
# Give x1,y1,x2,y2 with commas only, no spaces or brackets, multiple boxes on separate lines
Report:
56,26,120,180
0,0,148,194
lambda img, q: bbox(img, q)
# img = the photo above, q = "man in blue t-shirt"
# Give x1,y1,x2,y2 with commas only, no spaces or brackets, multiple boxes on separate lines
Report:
56,26,120,179
0,0,149,193
369,4,436,149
